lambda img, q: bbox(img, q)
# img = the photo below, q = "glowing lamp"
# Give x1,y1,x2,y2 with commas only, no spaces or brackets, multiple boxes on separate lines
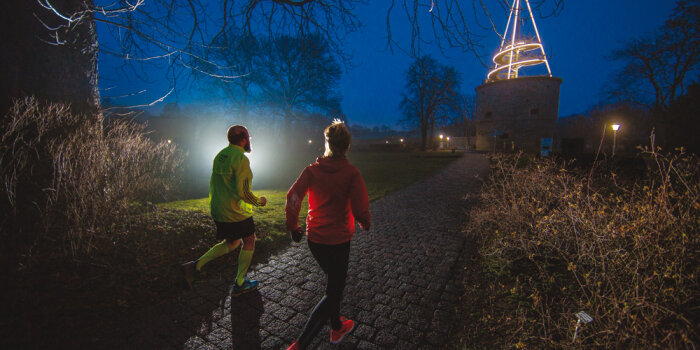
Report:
400,138,404,143
167,139,172,144
308,139,313,144
446,137,450,141
439,134,444,140
385,140,389,144
611,124,620,131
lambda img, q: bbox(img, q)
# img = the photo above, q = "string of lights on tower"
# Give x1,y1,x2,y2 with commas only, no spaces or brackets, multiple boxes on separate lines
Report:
487,0,552,82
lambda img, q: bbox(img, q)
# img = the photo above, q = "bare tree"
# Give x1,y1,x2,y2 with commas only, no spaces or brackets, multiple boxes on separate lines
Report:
400,55,461,150
193,33,261,122
1,0,364,116
384,0,564,61
605,0,699,111
454,93,477,146
256,34,342,135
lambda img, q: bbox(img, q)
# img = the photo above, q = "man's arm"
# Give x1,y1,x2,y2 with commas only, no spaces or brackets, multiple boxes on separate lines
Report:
286,168,311,231
235,156,264,206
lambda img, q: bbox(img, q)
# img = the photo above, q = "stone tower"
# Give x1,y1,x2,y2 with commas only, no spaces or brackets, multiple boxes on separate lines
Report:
475,0,562,154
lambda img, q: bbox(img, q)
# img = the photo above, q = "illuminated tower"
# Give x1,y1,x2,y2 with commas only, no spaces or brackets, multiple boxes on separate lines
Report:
475,0,562,154
487,0,551,81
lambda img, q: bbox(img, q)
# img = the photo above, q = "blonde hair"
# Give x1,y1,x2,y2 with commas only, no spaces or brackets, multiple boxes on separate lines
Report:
324,119,351,158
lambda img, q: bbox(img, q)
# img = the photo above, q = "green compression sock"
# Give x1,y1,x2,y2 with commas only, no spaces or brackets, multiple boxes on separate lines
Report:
235,249,254,286
196,240,231,271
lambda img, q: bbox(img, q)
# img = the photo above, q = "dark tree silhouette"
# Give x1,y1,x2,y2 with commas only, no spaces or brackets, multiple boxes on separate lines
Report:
605,0,699,111
256,34,342,134
194,33,261,122
400,55,461,150
0,0,363,117
1,0,99,116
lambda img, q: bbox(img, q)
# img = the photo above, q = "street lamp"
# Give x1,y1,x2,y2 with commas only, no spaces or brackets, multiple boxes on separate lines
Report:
611,124,620,156
308,139,313,144
439,134,444,140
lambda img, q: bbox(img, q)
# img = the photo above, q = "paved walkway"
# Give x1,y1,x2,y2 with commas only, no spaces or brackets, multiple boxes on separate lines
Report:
125,153,488,349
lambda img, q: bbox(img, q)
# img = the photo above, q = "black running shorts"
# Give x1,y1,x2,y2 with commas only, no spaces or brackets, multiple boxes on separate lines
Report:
214,217,256,242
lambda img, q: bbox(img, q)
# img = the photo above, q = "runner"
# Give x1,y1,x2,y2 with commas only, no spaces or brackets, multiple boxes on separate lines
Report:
285,120,371,349
182,125,267,296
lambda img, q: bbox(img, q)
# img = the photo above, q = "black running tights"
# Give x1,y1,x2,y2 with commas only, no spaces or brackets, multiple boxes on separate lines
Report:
297,240,350,348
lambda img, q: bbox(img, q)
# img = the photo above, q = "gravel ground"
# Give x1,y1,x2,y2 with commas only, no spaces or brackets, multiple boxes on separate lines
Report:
121,152,489,349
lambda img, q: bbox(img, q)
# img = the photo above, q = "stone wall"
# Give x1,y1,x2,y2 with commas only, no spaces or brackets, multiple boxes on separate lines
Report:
475,76,562,153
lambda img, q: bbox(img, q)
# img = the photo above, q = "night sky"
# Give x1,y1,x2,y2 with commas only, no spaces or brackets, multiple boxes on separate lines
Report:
97,0,676,127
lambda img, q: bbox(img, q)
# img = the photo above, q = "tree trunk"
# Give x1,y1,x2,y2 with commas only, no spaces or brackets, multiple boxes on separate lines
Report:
1,0,100,117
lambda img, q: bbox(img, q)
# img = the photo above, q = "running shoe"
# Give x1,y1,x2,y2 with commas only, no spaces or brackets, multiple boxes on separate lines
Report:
181,260,198,289
330,316,354,344
230,279,259,296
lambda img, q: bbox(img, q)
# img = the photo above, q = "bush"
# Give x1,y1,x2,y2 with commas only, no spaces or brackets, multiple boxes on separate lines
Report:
0,97,184,259
468,147,698,348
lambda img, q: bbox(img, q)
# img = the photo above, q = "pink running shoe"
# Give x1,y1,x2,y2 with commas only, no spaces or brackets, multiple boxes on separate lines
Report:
330,316,355,344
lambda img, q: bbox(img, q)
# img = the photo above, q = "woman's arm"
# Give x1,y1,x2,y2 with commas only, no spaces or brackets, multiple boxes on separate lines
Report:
350,171,371,230
285,168,311,231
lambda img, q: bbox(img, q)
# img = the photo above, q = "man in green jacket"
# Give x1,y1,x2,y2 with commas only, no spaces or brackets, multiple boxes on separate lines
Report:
182,125,267,295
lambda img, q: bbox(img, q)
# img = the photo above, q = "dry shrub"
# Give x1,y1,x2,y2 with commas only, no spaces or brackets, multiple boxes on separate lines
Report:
0,97,183,258
469,146,699,348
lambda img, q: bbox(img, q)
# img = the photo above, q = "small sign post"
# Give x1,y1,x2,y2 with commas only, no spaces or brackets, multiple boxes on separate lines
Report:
572,311,593,343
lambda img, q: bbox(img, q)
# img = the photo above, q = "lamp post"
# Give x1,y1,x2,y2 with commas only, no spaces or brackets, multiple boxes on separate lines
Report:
611,124,620,156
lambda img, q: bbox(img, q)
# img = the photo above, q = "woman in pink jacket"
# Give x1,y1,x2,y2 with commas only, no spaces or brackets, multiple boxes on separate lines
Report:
285,120,371,350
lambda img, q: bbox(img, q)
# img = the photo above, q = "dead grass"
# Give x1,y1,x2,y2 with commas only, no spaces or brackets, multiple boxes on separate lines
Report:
458,146,699,349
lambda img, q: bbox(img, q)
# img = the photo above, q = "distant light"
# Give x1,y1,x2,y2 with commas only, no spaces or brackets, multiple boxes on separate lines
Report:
439,134,444,140
167,139,172,144
611,124,620,131
400,138,404,143
385,140,389,144
446,136,450,141
308,139,313,144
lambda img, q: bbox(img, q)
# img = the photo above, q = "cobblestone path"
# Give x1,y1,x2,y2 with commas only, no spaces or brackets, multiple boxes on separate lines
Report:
126,153,488,349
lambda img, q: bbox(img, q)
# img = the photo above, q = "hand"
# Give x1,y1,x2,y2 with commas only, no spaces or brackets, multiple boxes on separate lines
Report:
259,196,267,207
290,227,304,242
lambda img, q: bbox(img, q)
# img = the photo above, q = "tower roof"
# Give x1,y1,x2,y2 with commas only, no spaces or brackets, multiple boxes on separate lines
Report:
487,0,552,82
